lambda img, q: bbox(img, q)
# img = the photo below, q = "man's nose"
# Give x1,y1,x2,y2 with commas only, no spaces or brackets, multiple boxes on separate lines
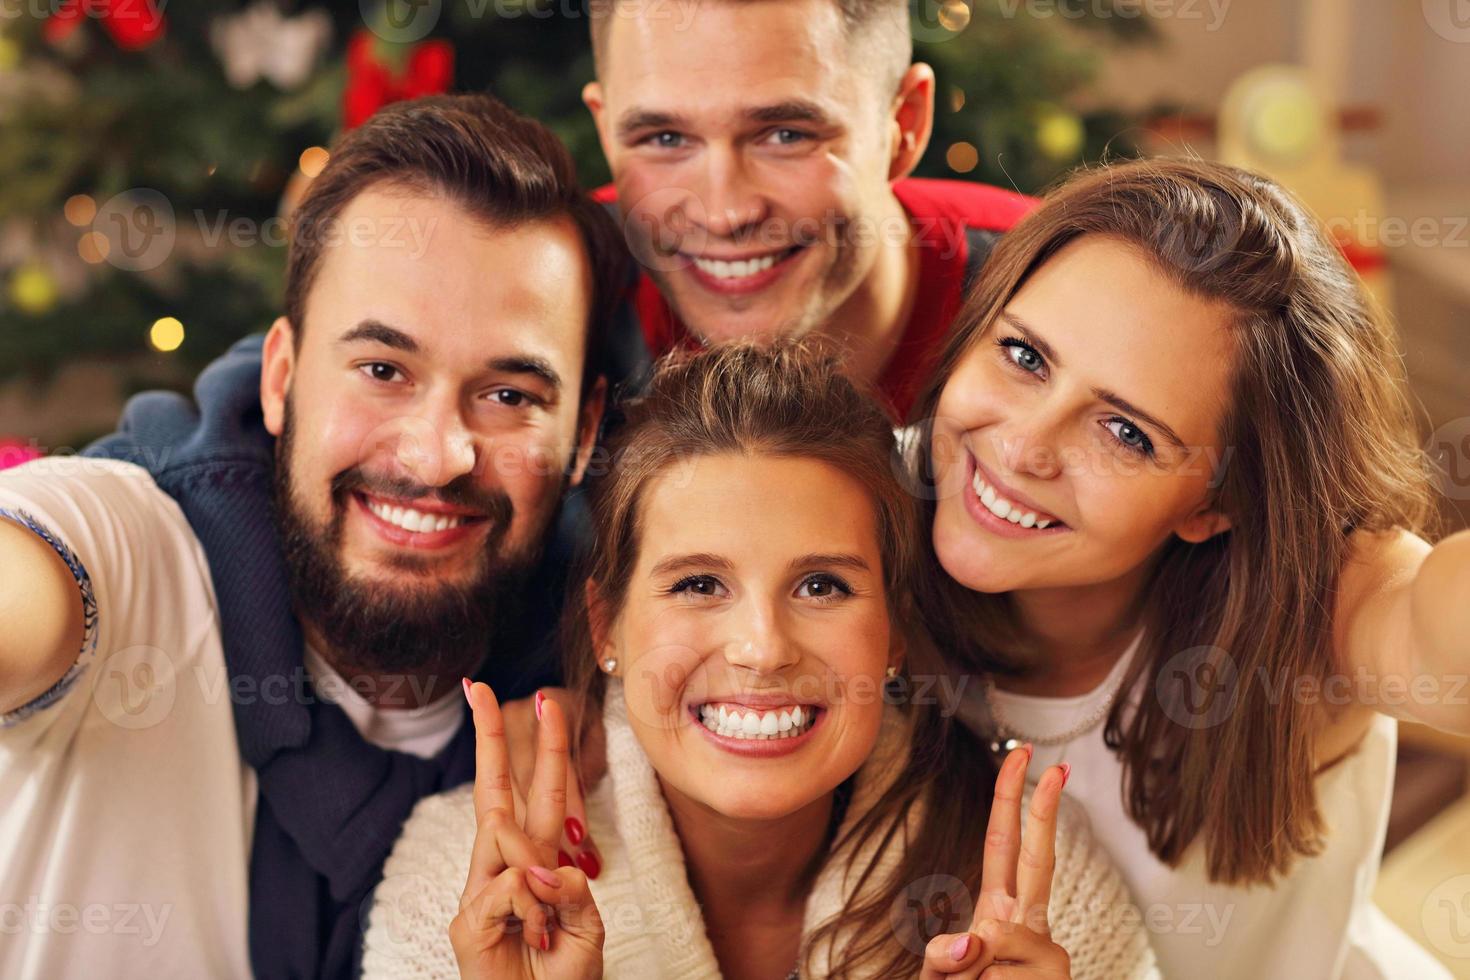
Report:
695,148,769,240
384,398,477,489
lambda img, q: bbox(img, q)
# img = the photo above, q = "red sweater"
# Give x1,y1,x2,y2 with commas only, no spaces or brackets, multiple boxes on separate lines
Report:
592,178,1037,420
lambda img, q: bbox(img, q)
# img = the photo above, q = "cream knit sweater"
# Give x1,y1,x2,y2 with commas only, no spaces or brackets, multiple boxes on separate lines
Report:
362,683,1157,979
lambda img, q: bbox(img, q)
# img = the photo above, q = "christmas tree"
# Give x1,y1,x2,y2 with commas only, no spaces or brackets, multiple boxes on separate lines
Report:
0,0,1156,406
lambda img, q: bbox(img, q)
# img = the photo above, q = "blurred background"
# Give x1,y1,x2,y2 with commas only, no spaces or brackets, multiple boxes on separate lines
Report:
0,0,1467,968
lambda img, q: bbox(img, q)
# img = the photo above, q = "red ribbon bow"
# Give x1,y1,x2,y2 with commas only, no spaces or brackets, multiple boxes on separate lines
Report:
343,29,455,130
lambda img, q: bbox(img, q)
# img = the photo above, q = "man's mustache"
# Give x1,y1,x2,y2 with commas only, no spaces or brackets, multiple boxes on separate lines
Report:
329,467,514,525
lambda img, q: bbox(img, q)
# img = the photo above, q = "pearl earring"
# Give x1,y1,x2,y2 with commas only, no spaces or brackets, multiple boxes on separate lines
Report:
600,657,618,674
885,665,899,680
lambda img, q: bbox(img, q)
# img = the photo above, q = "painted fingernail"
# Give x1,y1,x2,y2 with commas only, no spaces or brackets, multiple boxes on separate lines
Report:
949,934,971,960
540,931,549,952
462,677,473,707
534,690,545,721
576,850,601,880
565,817,585,845
1059,762,1071,788
528,865,560,887
557,849,574,868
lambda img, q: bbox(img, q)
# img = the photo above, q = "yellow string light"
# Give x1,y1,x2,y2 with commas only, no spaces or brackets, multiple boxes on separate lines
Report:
149,317,185,352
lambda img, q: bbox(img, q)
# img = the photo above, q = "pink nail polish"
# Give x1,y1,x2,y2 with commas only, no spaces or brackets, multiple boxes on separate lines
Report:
534,690,545,721
950,934,971,960
528,865,560,887
1059,762,1071,788
461,677,473,706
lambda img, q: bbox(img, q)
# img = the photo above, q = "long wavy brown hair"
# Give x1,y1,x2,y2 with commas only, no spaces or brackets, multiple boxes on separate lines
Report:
562,339,998,975
908,157,1443,885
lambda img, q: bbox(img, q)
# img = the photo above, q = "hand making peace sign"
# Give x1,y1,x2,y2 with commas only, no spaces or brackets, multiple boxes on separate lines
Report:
448,681,605,980
920,745,1074,979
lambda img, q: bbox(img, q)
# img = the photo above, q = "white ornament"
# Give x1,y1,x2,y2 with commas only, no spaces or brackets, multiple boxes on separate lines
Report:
210,2,332,91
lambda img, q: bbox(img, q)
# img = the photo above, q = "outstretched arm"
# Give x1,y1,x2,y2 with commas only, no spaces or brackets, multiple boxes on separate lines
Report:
1335,527,1470,737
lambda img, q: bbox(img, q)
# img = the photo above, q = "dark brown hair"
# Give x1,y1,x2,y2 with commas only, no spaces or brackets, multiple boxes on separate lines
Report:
563,339,997,975
284,93,626,393
909,157,1442,885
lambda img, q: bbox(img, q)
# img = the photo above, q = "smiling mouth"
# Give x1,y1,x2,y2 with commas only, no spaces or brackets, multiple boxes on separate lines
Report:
687,245,803,282
691,701,822,741
355,492,489,534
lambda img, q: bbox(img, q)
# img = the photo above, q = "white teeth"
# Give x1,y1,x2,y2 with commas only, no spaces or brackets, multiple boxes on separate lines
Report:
970,470,1058,531
697,703,817,740
692,251,783,280
367,499,466,534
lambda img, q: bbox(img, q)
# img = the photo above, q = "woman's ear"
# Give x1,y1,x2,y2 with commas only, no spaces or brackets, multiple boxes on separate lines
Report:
1175,500,1232,544
585,577,618,672
260,316,296,437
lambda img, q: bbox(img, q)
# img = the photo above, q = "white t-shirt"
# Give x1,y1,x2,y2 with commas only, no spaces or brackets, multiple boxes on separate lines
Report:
966,630,1452,980
0,457,466,978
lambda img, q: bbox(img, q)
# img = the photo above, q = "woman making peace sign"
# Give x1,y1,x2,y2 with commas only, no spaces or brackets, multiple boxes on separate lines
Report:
362,342,1155,978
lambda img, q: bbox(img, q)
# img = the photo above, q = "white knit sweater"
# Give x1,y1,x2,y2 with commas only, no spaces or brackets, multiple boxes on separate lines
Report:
362,683,1157,979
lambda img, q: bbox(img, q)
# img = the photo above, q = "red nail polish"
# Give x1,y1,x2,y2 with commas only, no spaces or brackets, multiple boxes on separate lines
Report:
534,690,545,721
557,849,574,868
1059,762,1071,788
576,850,601,880
540,931,549,952
461,678,473,706
565,816,585,846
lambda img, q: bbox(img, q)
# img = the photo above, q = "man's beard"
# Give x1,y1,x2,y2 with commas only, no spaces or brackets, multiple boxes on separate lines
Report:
271,403,558,683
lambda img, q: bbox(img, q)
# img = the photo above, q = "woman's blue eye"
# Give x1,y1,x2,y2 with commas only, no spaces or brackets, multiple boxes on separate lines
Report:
1105,418,1154,457
1001,338,1044,374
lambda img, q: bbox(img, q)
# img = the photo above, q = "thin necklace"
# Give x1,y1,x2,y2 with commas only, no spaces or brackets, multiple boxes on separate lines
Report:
979,641,1136,757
